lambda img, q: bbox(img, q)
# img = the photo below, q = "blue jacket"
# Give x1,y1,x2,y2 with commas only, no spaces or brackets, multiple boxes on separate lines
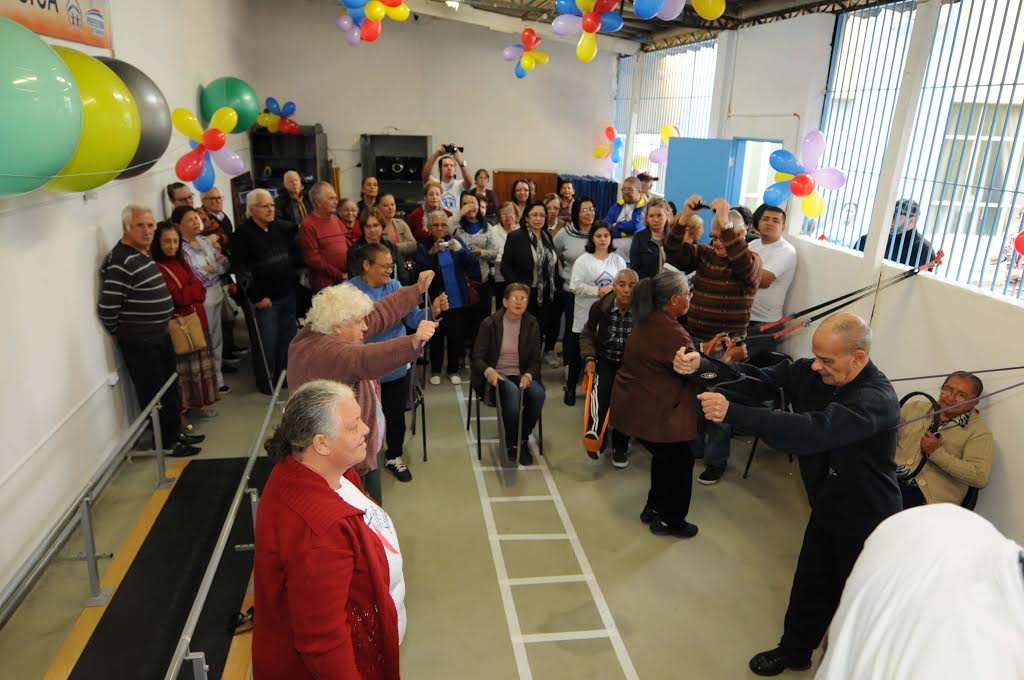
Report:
348,276,426,383
604,196,647,238
415,236,481,309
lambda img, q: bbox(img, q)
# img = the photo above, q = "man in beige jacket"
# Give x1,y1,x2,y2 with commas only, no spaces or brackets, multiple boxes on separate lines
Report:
896,371,994,507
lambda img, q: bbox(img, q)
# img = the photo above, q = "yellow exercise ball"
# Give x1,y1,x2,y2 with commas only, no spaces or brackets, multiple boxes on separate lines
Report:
45,47,140,192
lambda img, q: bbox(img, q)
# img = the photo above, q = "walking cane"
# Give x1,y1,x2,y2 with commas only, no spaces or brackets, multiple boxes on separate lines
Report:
516,382,526,462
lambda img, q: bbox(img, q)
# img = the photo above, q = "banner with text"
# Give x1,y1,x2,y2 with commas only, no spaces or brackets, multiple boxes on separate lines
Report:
2,0,112,49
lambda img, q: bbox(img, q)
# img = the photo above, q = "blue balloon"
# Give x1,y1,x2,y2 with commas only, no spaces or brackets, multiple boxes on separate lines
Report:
514,62,527,79
633,0,665,19
769,149,806,176
610,147,623,164
265,97,281,115
188,139,198,149
281,101,296,117
555,0,576,14
515,42,523,48
349,5,366,21
600,12,624,32
612,137,624,149
341,0,364,7
763,180,792,206
193,152,216,193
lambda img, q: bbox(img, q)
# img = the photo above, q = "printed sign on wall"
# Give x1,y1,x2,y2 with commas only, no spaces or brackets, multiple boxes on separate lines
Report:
2,0,112,49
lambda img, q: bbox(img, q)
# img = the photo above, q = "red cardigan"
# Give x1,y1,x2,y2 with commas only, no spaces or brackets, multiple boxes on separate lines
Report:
155,258,209,328
254,457,400,680
300,213,353,291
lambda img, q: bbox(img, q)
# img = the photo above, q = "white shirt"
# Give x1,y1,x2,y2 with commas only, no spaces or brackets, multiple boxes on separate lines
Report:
569,252,627,333
430,175,466,212
817,504,1024,680
336,476,406,644
748,237,797,323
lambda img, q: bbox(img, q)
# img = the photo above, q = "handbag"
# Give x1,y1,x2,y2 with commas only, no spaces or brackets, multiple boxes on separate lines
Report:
159,264,209,355
466,277,482,306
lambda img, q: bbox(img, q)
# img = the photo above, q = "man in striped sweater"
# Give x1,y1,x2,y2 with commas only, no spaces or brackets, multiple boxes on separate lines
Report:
665,195,762,484
98,205,202,457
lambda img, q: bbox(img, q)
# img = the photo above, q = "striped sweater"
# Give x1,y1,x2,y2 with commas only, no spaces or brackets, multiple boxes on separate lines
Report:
664,227,761,341
97,242,174,338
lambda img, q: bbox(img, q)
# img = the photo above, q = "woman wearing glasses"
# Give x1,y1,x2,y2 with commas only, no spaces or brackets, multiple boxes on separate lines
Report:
348,208,408,285
554,196,598,404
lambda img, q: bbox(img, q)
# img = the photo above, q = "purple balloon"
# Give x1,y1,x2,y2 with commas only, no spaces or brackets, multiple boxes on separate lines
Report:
345,26,361,45
337,15,354,31
552,14,583,36
649,146,668,164
811,167,847,190
656,0,685,20
801,130,826,171
502,45,524,61
211,147,245,176
603,157,617,172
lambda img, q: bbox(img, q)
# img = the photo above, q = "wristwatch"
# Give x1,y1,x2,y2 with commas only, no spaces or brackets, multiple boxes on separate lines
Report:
460,160,467,168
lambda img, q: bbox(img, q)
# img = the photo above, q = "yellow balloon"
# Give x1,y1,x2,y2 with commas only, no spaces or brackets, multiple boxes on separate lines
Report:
210,107,238,134
44,47,140,192
802,191,824,218
631,154,647,171
691,0,725,20
593,145,608,159
577,0,595,11
577,32,597,63
520,52,536,70
172,108,204,142
532,50,550,66
257,112,280,133
385,3,410,21
366,0,386,22
660,125,674,144
774,171,794,183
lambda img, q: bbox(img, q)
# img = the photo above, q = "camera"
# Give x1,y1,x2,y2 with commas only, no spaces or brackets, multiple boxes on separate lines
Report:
443,144,464,155
437,240,452,252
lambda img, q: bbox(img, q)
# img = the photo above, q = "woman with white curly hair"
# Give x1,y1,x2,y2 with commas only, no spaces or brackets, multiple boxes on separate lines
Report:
287,270,438,503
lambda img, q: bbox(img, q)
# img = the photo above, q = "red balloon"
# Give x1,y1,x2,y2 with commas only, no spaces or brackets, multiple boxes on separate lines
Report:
380,0,402,5
1014,231,1024,258
604,126,616,142
202,128,226,151
175,146,206,182
520,28,540,51
790,173,815,197
595,0,618,12
361,19,381,42
279,118,301,135
817,234,828,241
582,11,601,32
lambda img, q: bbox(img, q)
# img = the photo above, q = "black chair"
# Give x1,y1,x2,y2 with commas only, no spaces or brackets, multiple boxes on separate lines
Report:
408,377,427,462
738,351,793,479
466,382,544,461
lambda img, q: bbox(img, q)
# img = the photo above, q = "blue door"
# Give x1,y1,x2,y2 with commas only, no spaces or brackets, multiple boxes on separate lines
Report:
662,138,743,244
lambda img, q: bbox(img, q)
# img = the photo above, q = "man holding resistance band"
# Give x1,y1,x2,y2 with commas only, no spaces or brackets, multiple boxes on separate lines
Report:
676,311,902,676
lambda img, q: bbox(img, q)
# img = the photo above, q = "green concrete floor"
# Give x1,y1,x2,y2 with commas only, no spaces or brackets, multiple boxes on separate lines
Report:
0,344,822,679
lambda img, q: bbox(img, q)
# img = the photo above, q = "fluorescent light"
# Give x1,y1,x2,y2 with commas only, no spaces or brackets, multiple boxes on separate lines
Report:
445,0,460,9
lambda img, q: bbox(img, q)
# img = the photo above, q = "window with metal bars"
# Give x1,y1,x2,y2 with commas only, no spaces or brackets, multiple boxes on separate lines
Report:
613,40,718,183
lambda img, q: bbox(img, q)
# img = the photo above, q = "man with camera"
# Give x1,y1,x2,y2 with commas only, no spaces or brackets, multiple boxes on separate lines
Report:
422,143,472,212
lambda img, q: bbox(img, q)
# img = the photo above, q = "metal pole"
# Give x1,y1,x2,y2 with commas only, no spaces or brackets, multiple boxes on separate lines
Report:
184,650,209,680
247,488,259,538
80,497,112,607
151,405,172,489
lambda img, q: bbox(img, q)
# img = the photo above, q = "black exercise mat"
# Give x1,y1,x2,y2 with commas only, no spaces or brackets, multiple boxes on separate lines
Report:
70,458,248,680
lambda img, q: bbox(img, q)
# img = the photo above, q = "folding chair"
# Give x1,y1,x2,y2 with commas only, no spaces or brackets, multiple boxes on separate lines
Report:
739,352,793,479
466,381,544,461
408,378,427,461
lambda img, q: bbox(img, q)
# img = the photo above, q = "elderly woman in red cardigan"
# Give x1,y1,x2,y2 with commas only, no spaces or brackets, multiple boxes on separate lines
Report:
254,380,403,680
288,270,441,504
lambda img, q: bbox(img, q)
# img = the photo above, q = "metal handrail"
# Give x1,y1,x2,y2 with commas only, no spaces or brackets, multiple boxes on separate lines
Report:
163,370,287,680
0,372,178,629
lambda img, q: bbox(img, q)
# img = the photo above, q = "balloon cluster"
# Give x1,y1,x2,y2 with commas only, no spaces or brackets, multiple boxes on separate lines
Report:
336,0,410,46
551,0,624,63
173,108,246,193
648,125,681,164
257,97,300,135
0,17,172,197
634,0,724,21
762,130,847,219
501,29,550,79
593,125,625,172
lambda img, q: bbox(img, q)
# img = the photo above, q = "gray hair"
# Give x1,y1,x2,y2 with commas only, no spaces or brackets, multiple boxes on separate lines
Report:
264,380,356,463
283,170,301,183
727,210,746,230
246,188,273,215
622,176,639,188
615,268,639,283
305,283,375,334
819,312,872,354
121,204,153,229
630,270,689,323
426,210,449,227
309,181,335,205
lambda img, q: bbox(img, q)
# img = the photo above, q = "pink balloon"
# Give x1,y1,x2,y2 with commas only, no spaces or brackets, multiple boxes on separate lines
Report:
649,146,668,164
344,26,361,45
801,130,826,171
656,0,685,20
337,15,354,31
552,14,583,36
211,147,245,176
502,45,524,61
811,167,847,190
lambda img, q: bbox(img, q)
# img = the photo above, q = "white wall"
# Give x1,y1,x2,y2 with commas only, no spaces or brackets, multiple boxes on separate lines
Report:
0,0,251,588
241,0,618,199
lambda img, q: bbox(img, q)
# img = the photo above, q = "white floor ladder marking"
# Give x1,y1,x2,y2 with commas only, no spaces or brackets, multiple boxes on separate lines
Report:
455,385,639,680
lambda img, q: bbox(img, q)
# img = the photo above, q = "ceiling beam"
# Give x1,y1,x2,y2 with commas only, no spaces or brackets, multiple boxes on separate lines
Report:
405,0,642,54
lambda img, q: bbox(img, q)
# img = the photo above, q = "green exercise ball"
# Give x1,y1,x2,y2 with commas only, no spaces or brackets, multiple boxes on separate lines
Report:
199,77,259,132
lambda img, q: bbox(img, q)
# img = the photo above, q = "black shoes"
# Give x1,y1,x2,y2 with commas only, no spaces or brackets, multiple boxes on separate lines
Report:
640,504,658,524
169,443,201,458
698,466,725,485
179,433,205,445
563,389,576,406
518,443,534,466
748,648,812,676
385,457,412,482
506,443,518,462
612,450,628,468
649,518,698,538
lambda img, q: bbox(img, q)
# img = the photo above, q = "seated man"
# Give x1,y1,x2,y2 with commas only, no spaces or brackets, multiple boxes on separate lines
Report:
856,198,936,267
895,371,994,508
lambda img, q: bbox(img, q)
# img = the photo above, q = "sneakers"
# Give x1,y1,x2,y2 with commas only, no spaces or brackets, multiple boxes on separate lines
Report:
544,351,561,369
612,450,628,468
518,443,534,466
449,374,462,385
698,466,725,485
640,503,658,524
218,385,232,395
649,519,698,538
385,457,412,482
169,443,201,458
748,648,812,676
429,375,441,386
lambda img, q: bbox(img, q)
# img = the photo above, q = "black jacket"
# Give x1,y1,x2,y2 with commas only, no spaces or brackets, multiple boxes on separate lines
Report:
718,359,902,536
500,228,560,295
231,218,301,302
855,229,935,268
274,191,313,226
471,310,543,394
629,228,663,280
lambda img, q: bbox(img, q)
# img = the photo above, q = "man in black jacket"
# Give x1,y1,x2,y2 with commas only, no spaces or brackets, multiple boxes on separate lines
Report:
855,198,935,267
679,312,901,676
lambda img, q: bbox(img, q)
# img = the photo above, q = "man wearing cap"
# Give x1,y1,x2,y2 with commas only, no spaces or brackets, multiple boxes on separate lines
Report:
637,172,658,201
855,199,935,267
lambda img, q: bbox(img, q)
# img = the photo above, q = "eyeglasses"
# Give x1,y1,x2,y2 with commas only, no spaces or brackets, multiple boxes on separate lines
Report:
579,207,595,213
372,262,394,272
507,296,529,303
205,195,223,201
